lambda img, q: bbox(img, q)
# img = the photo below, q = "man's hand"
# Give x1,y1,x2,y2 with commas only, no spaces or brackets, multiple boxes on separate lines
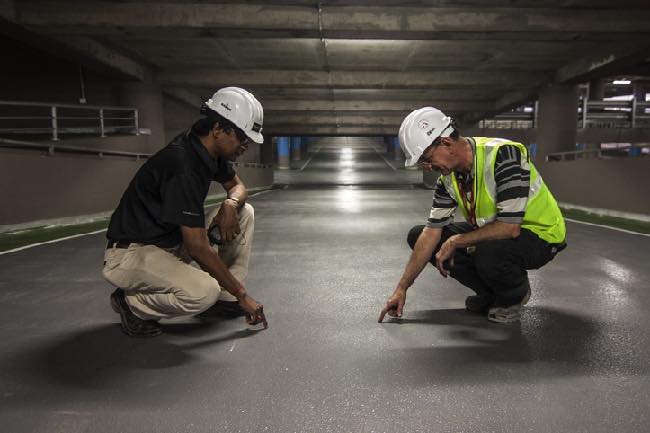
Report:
237,291,268,329
211,200,240,242
435,234,460,278
378,288,407,323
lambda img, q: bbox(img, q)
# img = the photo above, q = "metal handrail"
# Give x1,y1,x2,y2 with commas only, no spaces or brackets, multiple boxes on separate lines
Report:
0,137,150,160
546,144,650,162
0,100,137,111
0,138,276,169
480,99,650,129
232,162,274,169
546,149,603,161
0,100,140,140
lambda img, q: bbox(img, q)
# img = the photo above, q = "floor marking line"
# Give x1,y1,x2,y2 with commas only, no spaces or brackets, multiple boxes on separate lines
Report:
565,218,650,237
0,228,108,255
298,146,322,171
0,188,280,256
372,145,398,171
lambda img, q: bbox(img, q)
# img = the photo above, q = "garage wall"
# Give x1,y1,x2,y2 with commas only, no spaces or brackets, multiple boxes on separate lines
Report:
0,145,274,226
540,158,650,216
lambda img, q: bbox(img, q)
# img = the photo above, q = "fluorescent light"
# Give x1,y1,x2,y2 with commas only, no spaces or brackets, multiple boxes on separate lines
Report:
604,94,634,101
613,79,631,85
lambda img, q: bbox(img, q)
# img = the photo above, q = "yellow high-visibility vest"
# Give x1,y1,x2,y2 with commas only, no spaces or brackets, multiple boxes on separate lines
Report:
441,137,566,244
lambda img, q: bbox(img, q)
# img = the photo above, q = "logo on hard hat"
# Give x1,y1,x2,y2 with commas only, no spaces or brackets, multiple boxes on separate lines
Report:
220,102,232,111
418,120,429,129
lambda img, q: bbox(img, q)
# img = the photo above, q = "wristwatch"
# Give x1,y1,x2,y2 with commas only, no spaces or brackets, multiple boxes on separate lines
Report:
227,196,241,206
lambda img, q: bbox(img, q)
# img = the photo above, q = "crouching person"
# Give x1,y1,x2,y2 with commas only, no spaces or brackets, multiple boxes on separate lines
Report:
103,87,267,337
379,107,566,325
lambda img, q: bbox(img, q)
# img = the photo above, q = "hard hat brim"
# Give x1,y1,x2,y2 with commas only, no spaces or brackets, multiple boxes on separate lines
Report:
247,130,264,144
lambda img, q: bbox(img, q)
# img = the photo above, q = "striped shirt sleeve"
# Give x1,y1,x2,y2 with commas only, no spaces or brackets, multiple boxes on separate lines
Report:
494,145,530,223
426,177,457,228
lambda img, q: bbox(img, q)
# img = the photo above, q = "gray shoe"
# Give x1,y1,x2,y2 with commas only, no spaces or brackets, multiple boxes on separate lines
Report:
488,304,522,323
487,287,531,324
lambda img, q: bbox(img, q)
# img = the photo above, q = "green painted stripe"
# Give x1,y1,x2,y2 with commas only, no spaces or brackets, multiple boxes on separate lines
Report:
0,220,110,252
561,207,650,235
0,186,274,253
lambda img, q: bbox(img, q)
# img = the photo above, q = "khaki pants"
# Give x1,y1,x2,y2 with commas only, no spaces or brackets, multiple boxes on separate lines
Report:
102,203,254,320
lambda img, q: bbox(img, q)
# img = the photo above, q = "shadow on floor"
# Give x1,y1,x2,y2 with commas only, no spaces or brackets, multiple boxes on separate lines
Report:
369,305,647,386
2,319,261,406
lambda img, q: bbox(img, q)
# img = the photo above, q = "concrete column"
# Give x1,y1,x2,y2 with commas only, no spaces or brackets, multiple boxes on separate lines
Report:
241,141,260,164
291,136,302,161
385,136,394,156
422,169,439,188
261,135,275,166
633,82,646,102
589,79,606,100
0,0,16,20
118,79,166,153
393,136,404,161
537,84,578,164
277,136,290,169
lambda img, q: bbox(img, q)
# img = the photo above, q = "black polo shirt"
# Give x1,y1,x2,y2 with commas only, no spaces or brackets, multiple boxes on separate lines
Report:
107,131,236,247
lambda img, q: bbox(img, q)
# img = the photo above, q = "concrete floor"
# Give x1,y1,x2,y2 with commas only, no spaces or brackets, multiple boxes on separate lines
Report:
1,146,649,433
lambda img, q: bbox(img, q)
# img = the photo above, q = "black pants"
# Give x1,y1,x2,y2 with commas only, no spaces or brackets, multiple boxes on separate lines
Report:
407,223,563,307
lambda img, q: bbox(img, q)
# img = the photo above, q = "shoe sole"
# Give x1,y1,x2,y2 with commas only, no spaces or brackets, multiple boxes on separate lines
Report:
487,311,521,323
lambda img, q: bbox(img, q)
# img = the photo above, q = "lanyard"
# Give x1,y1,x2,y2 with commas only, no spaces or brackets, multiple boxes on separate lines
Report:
457,139,478,228
457,178,477,228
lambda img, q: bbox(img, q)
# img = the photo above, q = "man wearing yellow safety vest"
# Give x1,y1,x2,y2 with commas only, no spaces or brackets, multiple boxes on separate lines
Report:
379,107,566,324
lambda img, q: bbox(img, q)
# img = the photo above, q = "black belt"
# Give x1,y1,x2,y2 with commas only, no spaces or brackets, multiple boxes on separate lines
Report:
106,240,131,249
551,242,567,254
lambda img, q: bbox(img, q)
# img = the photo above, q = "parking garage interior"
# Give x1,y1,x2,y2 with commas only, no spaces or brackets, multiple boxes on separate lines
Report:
1,1,650,432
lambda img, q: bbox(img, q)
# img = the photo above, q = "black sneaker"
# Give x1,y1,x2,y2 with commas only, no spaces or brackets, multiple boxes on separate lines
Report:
110,288,162,337
199,300,246,319
465,295,493,313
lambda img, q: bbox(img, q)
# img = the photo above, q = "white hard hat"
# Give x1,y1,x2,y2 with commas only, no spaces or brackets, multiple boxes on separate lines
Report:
398,107,454,167
204,87,264,144
219,87,264,144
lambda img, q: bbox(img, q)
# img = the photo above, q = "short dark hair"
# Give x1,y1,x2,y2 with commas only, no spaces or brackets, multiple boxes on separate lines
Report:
191,104,237,137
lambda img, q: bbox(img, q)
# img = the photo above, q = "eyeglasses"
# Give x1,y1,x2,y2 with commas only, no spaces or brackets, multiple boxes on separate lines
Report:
233,127,251,146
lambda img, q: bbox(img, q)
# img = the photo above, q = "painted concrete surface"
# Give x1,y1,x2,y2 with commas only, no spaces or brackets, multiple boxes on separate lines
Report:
1,146,649,432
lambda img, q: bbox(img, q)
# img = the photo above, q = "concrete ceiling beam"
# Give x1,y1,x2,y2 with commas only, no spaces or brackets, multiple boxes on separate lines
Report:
16,2,650,37
195,87,500,102
262,100,492,112
16,2,318,31
159,69,549,89
266,113,405,126
0,14,148,81
0,0,15,20
323,6,650,34
555,44,650,84
52,35,148,81
264,125,401,136
162,87,204,109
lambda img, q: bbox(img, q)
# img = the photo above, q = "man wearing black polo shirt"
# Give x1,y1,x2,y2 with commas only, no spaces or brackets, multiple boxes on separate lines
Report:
103,87,268,337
